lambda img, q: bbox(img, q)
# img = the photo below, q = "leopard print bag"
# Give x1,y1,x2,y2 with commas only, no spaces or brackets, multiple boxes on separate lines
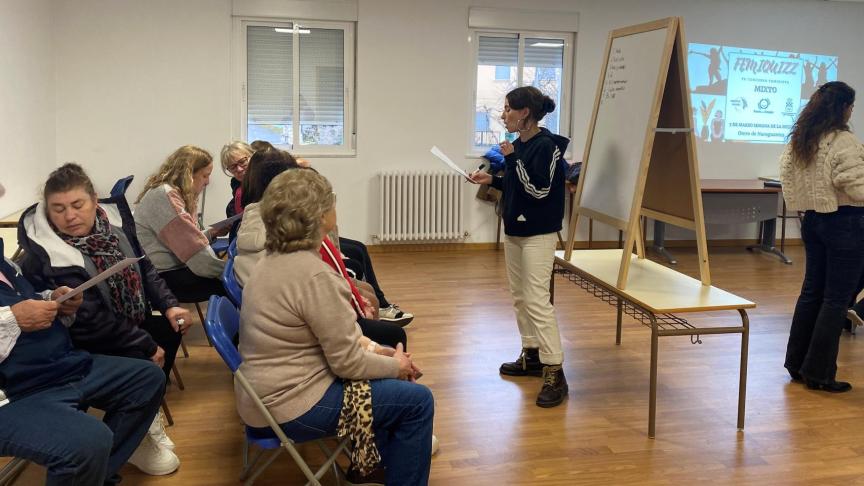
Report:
337,379,380,475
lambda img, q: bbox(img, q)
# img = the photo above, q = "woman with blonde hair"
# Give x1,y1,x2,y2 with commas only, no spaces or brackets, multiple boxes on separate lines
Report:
239,168,433,484
135,145,227,302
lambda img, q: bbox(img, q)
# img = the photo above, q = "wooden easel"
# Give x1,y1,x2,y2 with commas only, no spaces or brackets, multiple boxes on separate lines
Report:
563,17,710,289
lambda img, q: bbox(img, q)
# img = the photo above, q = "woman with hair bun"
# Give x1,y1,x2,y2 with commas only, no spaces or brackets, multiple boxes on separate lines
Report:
469,86,570,408
782,81,864,393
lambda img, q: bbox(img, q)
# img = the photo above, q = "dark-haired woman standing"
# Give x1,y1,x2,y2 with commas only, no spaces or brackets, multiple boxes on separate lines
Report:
470,86,570,407
782,81,864,392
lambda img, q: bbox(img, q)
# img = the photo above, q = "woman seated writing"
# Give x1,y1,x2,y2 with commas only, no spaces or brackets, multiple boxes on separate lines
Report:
233,149,408,350
238,168,434,484
135,145,227,302
18,163,186,475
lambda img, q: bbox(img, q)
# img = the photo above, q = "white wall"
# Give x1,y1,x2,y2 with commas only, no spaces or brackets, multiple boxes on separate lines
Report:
0,0,55,218
53,0,232,217
46,0,864,243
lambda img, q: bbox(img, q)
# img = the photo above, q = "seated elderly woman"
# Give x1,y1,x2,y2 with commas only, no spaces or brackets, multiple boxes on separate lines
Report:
220,141,254,241
221,141,254,220
135,145,227,302
233,150,408,350
238,168,434,485
17,163,186,475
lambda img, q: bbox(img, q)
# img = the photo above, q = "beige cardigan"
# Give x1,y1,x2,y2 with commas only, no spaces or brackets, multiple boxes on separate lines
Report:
779,130,864,212
236,250,399,427
233,202,266,287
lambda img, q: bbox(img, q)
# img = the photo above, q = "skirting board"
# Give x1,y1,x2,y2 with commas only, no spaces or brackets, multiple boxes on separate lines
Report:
366,238,803,253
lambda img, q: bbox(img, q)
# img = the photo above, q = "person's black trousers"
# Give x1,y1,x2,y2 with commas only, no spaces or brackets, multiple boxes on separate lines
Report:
785,208,864,383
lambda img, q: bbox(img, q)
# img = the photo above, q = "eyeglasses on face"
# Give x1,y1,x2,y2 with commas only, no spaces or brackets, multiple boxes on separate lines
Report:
226,156,250,174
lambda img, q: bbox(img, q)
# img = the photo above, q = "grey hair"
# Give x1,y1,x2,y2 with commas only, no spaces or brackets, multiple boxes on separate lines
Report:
219,141,254,174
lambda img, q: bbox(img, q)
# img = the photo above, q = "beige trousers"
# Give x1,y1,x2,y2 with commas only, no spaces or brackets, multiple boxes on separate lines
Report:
503,232,563,365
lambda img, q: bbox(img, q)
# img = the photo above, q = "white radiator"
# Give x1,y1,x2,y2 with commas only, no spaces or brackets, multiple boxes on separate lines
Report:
377,171,464,242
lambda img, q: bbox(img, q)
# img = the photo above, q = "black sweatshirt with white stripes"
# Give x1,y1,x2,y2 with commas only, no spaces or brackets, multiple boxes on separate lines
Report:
491,127,570,237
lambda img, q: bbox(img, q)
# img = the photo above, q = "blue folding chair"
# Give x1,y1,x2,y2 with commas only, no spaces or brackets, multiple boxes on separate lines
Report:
221,257,243,308
110,175,134,198
211,237,230,257
227,238,238,258
203,296,349,486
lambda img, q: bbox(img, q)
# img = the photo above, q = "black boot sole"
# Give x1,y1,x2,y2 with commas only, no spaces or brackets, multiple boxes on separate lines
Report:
499,367,544,377
805,380,852,393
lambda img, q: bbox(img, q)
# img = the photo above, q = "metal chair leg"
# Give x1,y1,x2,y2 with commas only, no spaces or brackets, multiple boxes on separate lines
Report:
172,364,185,391
180,339,189,358
161,399,174,427
0,458,29,486
194,302,213,347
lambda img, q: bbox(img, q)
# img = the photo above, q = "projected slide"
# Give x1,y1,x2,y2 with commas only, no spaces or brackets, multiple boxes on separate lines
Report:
688,43,838,144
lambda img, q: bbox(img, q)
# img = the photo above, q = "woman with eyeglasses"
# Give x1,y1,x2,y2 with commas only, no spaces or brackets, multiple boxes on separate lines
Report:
220,141,254,221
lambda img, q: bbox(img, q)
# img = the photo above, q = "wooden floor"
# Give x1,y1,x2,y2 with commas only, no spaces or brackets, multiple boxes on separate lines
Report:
10,245,864,485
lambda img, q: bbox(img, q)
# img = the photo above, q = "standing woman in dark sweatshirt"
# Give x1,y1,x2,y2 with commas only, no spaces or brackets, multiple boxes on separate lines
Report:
469,86,570,407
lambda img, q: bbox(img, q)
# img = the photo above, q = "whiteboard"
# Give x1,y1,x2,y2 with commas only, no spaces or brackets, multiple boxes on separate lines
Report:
579,27,670,224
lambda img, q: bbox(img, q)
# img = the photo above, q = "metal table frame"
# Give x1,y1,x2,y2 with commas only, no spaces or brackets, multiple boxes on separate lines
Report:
551,262,750,438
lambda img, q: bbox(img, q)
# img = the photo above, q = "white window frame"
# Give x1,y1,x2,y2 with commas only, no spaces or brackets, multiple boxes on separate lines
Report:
233,17,356,157
469,29,574,158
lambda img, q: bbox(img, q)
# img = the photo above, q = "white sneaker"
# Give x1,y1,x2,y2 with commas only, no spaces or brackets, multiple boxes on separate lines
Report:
149,410,175,450
378,304,414,327
128,435,180,476
431,434,440,456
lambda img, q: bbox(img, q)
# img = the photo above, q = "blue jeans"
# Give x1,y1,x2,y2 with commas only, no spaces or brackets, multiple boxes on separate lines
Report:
268,379,433,486
0,355,166,485
785,208,864,383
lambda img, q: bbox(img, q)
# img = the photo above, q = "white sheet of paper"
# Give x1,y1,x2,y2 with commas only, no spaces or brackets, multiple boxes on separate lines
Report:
430,146,471,180
55,257,143,303
209,213,243,231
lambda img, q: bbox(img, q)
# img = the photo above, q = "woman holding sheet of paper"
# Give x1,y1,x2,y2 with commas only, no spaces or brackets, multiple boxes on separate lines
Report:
19,164,190,371
17,163,186,474
469,86,570,408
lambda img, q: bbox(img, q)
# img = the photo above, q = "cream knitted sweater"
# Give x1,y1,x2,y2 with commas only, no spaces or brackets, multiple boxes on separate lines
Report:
780,130,864,212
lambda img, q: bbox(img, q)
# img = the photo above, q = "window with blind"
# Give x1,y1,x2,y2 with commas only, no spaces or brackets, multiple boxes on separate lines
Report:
242,20,354,154
473,31,572,152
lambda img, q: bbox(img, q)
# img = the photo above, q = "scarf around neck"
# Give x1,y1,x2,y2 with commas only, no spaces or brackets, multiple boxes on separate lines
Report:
56,207,147,324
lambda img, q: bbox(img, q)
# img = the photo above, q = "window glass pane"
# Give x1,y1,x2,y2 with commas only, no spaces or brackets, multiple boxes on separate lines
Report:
525,38,564,134
299,27,344,146
476,35,517,147
494,65,510,80
247,26,294,146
